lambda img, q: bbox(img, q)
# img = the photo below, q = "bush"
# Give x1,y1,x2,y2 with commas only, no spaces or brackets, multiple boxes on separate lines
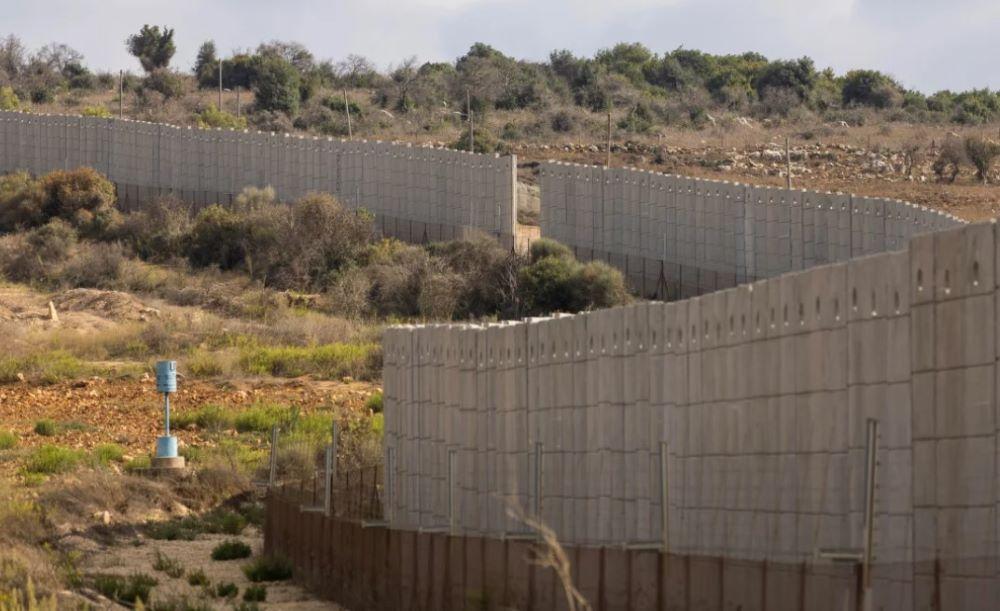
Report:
0,86,19,110
211,540,253,561
842,70,902,109
529,238,573,263
214,582,239,599
93,443,125,465
203,510,248,535
452,127,498,153
253,55,300,115
80,105,112,118
933,139,966,183
0,430,16,450
153,550,185,578
143,69,186,99
91,573,157,606
365,391,383,414
238,342,380,380
243,555,293,582
519,240,629,315
243,585,267,602
232,403,296,433
196,104,247,130
38,167,117,233
172,404,235,432
964,136,1000,183
115,197,193,261
33,420,57,437
59,241,127,288
187,568,210,587
549,110,576,133
24,444,86,474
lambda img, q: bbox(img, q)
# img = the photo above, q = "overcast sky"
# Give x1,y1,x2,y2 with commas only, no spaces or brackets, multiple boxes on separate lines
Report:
5,0,998,93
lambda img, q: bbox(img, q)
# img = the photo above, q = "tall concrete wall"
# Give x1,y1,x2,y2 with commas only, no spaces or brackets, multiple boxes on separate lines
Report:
384,220,999,609
539,162,964,297
0,111,518,247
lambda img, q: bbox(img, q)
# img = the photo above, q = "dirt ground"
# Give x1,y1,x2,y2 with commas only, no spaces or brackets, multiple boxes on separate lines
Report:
85,528,341,609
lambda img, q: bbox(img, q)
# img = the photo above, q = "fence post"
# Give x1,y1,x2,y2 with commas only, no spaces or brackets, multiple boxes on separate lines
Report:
267,425,280,488
533,442,543,518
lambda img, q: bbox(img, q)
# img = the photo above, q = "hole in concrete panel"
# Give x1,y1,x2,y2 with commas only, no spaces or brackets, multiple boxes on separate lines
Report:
783,304,788,326
769,308,775,329
678,328,684,343
815,297,821,319
798,302,805,325
894,291,900,314
652,330,657,347
870,291,877,316
741,314,746,334
943,269,951,295
703,321,709,338
972,261,980,287
729,316,734,334
715,322,721,338
851,288,858,311
834,298,840,321
755,312,761,333
916,269,923,292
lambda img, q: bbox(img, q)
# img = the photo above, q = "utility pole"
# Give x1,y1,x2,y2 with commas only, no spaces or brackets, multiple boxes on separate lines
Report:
218,60,223,110
466,89,474,153
785,135,792,190
118,70,124,118
344,88,353,140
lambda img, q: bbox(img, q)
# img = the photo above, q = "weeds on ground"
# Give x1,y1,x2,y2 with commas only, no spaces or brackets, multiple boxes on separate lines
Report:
186,568,209,587
93,443,125,465
90,572,157,606
152,551,184,579
0,432,16,451
242,584,267,602
213,582,238,599
23,445,85,475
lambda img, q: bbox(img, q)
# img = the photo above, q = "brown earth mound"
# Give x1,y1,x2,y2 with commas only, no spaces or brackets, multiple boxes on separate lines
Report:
52,288,161,321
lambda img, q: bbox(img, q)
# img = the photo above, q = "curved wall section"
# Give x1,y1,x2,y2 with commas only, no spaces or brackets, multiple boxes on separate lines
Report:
539,161,964,297
0,111,518,247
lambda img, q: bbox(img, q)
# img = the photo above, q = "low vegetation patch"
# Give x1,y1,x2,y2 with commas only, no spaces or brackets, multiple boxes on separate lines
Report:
211,540,252,561
237,341,380,381
152,550,185,578
23,445,86,475
214,581,238,599
186,568,210,587
90,572,157,606
242,584,267,602
0,430,16,450
242,555,293,582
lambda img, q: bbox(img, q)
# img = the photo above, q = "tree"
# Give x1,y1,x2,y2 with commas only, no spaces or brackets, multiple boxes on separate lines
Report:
126,25,176,73
842,70,902,109
194,41,218,88
752,57,817,102
252,55,300,115
965,136,1000,183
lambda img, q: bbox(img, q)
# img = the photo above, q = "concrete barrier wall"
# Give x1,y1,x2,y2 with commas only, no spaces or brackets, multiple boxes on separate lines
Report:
0,111,518,247
539,162,965,297
384,220,1000,609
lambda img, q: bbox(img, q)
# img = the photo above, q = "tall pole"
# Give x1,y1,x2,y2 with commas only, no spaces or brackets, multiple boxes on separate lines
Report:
466,89,474,153
218,60,223,110
344,88,353,140
118,70,124,118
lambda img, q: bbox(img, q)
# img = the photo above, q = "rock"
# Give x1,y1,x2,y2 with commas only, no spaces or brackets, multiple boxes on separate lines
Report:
93,510,111,525
48,301,59,322
169,501,191,517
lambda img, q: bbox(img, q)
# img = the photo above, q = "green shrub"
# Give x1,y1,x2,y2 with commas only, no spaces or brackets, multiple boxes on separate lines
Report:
238,342,380,380
528,238,573,263
24,445,85,474
211,540,253,561
143,69,186,99
0,430,16,450
0,351,93,384
214,582,238,599
242,585,267,602
233,403,296,434
94,443,125,465
243,555,293,582
125,454,152,472
203,510,247,535
253,55,301,115
91,572,157,605
365,391,383,414
519,242,629,315
146,519,200,541
33,420,57,437
172,404,235,432
196,104,247,130
0,86,19,111
186,568,210,587
965,136,1000,183
152,550,185,578
80,105,112,118
38,167,117,231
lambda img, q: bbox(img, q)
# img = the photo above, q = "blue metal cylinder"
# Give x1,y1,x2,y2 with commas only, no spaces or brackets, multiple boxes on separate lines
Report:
156,435,178,458
156,360,177,393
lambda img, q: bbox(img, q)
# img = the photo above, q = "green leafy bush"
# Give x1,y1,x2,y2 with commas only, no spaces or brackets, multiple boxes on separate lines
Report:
196,104,247,130
33,420,57,437
94,443,125,465
152,550,185,578
365,391,383,414
214,582,238,599
211,540,253,561
0,430,16,450
80,105,112,118
186,568,210,587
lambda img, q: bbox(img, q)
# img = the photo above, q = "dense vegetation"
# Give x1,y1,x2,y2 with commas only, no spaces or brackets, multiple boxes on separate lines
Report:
0,30,998,151
0,168,629,320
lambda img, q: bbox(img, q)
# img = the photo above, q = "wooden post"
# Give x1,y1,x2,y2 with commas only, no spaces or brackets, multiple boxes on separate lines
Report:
344,89,353,140
267,425,280,488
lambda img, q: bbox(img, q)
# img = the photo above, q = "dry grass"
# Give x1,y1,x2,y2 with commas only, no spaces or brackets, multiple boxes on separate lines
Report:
506,504,591,611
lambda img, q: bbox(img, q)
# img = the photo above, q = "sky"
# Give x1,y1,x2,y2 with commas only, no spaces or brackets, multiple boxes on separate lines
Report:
4,0,998,93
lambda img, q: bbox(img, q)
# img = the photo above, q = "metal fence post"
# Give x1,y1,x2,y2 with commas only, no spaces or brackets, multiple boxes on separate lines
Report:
267,425,280,488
